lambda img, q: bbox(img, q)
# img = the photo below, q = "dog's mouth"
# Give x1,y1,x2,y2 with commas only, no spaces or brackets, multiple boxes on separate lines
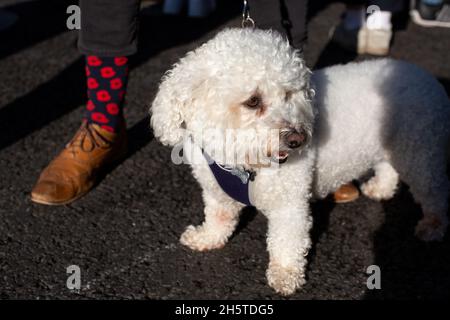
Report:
272,151,289,164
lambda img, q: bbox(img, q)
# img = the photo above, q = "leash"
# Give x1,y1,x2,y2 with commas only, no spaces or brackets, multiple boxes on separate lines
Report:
241,0,294,46
279,0,294,46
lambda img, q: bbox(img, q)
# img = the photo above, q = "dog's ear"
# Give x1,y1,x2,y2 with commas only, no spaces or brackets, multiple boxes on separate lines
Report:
150,65,187,147
150,56,209,147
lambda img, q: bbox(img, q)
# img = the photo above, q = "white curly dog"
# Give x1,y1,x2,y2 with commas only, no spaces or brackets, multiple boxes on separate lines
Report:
151,28,450,295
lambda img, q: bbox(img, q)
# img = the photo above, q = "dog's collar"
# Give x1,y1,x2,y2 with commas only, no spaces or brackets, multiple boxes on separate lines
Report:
202,150,255,206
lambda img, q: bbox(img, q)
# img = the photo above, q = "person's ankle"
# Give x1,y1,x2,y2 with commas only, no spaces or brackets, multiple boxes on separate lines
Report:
366,10,392,30
85,55,129,135
83,117,126,135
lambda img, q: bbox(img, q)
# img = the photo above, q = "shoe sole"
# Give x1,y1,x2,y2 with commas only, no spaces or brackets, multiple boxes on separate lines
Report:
30,185,93,206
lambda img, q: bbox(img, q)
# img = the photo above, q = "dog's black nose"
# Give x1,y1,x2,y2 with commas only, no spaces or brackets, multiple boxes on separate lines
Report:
286,130,306,149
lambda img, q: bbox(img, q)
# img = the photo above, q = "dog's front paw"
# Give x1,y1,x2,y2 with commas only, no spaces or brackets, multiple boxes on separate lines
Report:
415,214,448,242
266,262,305,296
180,225,228,251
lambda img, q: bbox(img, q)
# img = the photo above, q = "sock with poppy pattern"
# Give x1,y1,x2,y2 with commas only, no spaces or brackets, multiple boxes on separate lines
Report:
84,55,129,133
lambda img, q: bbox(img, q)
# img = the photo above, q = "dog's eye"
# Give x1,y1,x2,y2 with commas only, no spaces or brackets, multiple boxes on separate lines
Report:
285,91,293,101
244,95,262,109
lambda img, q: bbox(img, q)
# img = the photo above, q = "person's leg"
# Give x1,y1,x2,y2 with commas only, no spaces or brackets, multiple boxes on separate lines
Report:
329,1,367,54
188,0,217,17
251,0,307,51
31,0,141,205
333,0,405,55
364,0,404,55
342,3,366,30
411,0,450,28
84,55,129,133
79,0,140,132
367,0,405,29
78,0,141,57
163,0,186,15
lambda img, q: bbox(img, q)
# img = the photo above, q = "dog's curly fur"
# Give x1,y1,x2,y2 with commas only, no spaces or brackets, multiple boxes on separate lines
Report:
151,28,450,295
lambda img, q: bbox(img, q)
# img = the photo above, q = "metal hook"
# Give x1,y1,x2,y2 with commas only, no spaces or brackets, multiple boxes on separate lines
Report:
242,0,255,28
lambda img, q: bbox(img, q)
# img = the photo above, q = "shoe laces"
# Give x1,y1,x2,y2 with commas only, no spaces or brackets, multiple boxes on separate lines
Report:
66,121,113,156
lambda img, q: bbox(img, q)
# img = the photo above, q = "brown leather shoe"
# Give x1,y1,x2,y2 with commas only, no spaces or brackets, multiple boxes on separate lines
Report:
333,182,360,204
31,121,127,205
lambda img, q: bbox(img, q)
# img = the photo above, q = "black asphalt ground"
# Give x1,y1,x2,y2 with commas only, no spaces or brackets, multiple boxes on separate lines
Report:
0,0,449,300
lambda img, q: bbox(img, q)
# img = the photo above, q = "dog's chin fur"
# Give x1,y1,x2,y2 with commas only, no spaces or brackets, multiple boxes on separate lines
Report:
151,28,450,295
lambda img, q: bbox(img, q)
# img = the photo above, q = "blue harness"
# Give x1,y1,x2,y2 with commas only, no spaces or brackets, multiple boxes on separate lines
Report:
203,152,255,206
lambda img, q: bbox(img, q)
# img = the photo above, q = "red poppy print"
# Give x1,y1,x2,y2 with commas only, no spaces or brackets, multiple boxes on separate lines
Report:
86,100,95,111
87,77,99,89
110,78,123,90
101,67,116,78
106,103,119,115
101,125,114,133
87,56,102,67
84,56,128,133
91,112,109,124
114,57,128,66
96,90,111,102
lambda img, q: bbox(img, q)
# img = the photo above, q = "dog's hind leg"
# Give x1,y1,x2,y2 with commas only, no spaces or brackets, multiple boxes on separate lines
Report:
412,173,449,242
361,161,399,201
180,191,243,251
392,151,449,242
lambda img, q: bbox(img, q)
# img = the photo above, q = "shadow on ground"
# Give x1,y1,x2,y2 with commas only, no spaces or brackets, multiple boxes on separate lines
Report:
0,0,241,151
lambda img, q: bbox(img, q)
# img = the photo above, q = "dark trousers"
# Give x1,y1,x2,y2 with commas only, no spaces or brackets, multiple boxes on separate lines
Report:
78,0,308,57
78,0,141,57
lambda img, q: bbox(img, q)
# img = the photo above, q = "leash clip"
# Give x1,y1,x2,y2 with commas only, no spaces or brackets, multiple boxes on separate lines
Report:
230,167,251,184
217,163,256,184
242,0,255,28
